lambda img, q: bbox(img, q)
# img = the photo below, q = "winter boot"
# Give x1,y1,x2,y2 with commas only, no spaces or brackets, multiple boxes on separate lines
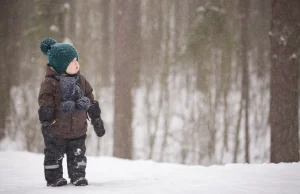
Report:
72,177,88,186
47,177,68,187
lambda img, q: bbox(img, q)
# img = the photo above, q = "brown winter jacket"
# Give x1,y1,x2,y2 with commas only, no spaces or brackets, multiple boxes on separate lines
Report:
38,64,94,138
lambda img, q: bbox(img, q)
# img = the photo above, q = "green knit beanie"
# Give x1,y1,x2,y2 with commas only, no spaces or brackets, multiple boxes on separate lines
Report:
40,37,79,74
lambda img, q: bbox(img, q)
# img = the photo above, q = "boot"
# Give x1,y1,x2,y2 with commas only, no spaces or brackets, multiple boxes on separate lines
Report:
47,177,67,187
72,177,88,186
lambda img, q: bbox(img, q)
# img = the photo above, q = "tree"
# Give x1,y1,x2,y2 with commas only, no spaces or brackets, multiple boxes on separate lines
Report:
269,0,300,163
0,0,24,141
0,1,11,140
240,0,250,163
113,0,135,159
100,0,112,86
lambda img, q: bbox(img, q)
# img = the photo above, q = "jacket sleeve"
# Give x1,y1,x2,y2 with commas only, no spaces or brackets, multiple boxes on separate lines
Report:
81,75,95,102
38,78,56,123
38,78,56,108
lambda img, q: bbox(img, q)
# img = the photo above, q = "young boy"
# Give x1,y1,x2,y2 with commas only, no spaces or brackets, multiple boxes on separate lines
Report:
38,37,105,187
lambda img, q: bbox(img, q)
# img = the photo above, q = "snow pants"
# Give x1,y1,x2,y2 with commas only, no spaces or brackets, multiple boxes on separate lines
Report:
43,134,87,183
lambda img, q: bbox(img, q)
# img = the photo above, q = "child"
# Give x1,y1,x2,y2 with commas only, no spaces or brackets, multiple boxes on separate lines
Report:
38,37,105,187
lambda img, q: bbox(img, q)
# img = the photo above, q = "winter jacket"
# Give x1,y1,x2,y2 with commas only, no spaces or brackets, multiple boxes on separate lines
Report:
38,64,94,138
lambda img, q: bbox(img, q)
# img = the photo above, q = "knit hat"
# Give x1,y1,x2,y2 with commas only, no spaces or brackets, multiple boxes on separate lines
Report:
40,37,79,74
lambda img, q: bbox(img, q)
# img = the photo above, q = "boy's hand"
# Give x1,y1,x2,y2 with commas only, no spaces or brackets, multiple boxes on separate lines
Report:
92,118,105,137
88,101,101,118
41,121,54,137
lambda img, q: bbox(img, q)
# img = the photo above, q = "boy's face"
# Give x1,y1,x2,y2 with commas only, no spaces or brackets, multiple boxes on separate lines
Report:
66,58,80,74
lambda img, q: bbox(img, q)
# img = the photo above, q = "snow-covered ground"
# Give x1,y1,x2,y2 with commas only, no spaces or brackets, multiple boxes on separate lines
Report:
0,151,299,194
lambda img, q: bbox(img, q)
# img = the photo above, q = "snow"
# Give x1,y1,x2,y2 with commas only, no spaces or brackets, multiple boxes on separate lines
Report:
290,53,297,59
280,36,287,46
49,25,59,33
1,152,300,194
64,3,70,10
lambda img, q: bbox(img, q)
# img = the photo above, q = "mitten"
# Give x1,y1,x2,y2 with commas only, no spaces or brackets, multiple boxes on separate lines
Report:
92,118,106,137
87,100,101,118
38,107,55,123
88,100,105,137
41,121,54,137
38,107,55,137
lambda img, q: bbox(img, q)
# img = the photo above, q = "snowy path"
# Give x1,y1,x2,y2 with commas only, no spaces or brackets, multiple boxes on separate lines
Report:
0,151,300,194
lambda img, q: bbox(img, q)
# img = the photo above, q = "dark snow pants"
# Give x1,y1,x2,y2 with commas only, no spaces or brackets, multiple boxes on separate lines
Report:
43,134,87,183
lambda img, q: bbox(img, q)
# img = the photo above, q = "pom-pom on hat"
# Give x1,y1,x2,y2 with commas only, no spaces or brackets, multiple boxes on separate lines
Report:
40,37,78,74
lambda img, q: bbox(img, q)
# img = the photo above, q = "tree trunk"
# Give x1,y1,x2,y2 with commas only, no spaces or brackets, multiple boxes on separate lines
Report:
101,0,111,86
233,95,243,163
113,0,134,159
240,0,250,163
0,1,10,140
0,0,24,141
131,0,141,88
269,0,300,163
159,0,171,162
